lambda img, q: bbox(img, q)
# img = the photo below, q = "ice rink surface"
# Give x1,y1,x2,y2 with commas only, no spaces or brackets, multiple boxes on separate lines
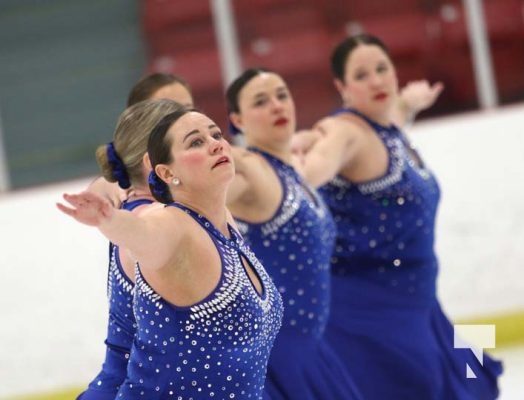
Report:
1,104,523,399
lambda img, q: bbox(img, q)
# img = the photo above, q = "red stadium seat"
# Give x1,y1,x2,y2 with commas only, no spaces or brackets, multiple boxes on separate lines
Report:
439,0,524,46
232,0,304,16
341,12,440,58
141,0,211,33
320,0,423,24
234,6,328,46
147,49,223,93
286,76,340,129
144,22,217,58
484,0,524,41
242,28,334,79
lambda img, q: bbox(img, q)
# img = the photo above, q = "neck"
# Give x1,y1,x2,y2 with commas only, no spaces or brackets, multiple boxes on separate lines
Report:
342,102,394,126
173,189,229,236
126,185,156,202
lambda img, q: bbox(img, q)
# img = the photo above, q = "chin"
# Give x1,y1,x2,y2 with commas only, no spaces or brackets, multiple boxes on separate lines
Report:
216,165,235,181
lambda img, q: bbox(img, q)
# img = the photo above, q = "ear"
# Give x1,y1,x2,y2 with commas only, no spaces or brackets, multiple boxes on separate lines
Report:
229,112,243,132
142,152,152,170
333,78,345,96
334,78,350,105
154,164,175,184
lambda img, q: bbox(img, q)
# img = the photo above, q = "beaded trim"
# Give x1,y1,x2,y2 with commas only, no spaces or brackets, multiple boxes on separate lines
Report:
359,136,404,194
107,245,134,302
257,172,327,236
188,245,242,320
329,131,432,194
134,264,163,309
132,230,273,316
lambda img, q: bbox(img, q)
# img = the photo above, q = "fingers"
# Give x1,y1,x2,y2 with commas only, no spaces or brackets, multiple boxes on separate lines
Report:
58,192,91,213
432,82,445,96
56,202,75,217
62,192,83,206
57,193,86,217
62,191,96,206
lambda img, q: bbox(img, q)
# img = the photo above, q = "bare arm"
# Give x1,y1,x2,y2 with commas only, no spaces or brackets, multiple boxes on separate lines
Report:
226,146,260,205
291,129,323,155
392,80,444,127
87,176,127,208
57,191,179,269
299,117,360,188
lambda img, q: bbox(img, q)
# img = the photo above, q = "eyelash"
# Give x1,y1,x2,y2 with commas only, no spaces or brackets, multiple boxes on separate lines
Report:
189,132,223,147
189,139,203,148
355,65,388,80
254,92,289,106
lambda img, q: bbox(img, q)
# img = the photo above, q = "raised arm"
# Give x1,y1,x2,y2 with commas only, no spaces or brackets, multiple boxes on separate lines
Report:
226,146,253,205
290,129,324,166
298,117,361,188
392,80,444,127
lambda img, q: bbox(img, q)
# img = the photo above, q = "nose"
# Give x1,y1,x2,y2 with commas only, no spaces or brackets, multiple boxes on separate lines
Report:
370,72,383,87
271,96,285,111
210,137,223,154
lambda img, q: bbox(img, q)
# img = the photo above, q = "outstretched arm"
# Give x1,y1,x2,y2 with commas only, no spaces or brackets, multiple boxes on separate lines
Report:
226,147,251,205
57,191,115,227
298,117,360,188
87,176,127,208
290,129,324,165
57,191,176,268
392,80,444,127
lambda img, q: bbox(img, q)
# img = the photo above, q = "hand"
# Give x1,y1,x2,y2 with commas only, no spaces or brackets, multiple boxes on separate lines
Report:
56,191,114,226
399,80,444,115
87,176,124,208
291,129,323,157
312,116,345,136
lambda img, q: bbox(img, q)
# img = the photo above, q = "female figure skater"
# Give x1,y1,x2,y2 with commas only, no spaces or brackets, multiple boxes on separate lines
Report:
61,107,283,399
300,33,503,399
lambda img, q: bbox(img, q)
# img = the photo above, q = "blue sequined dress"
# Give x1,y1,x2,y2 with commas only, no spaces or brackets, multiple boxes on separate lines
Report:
320,108,503,400
235,148,362,400
77,198,153,400
116,202,283,399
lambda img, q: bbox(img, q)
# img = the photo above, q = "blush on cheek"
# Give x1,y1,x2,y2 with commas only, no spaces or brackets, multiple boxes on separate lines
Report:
181,153,206,167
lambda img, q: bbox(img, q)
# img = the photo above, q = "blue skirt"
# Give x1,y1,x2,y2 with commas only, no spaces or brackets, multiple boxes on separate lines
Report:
264,329,363,399
326,275,503,400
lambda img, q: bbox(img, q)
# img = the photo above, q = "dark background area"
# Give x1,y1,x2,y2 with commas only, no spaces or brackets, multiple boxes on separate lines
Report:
1,0,523,189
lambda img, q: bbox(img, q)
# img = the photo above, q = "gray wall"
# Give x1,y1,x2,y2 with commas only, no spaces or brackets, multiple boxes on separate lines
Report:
0,0,145,189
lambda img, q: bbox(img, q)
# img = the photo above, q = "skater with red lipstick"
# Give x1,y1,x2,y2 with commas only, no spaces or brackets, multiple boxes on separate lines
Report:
298,33,503,399
225,68,362,399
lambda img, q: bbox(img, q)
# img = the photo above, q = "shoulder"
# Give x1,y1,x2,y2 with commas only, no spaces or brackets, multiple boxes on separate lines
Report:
146,205,207,255
133,201,164,216
319,113,369,137
312,114,369,152
231,146,274,176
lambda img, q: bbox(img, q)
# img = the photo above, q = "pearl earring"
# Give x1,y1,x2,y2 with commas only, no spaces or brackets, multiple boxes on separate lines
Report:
172,178,180,186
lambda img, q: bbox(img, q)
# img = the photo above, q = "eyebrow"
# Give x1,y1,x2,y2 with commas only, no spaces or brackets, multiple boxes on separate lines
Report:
253,93,267,101
253,86,287,99
183,129,199,143
182,125,219,142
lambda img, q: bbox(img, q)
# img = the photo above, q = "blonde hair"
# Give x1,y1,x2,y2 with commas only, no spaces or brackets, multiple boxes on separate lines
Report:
95,99,183,187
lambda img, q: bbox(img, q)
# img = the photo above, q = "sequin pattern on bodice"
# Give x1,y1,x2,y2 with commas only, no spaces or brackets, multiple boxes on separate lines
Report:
106,198,153,350
319,108,441,301
236,148,336,339
118,202,283,399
